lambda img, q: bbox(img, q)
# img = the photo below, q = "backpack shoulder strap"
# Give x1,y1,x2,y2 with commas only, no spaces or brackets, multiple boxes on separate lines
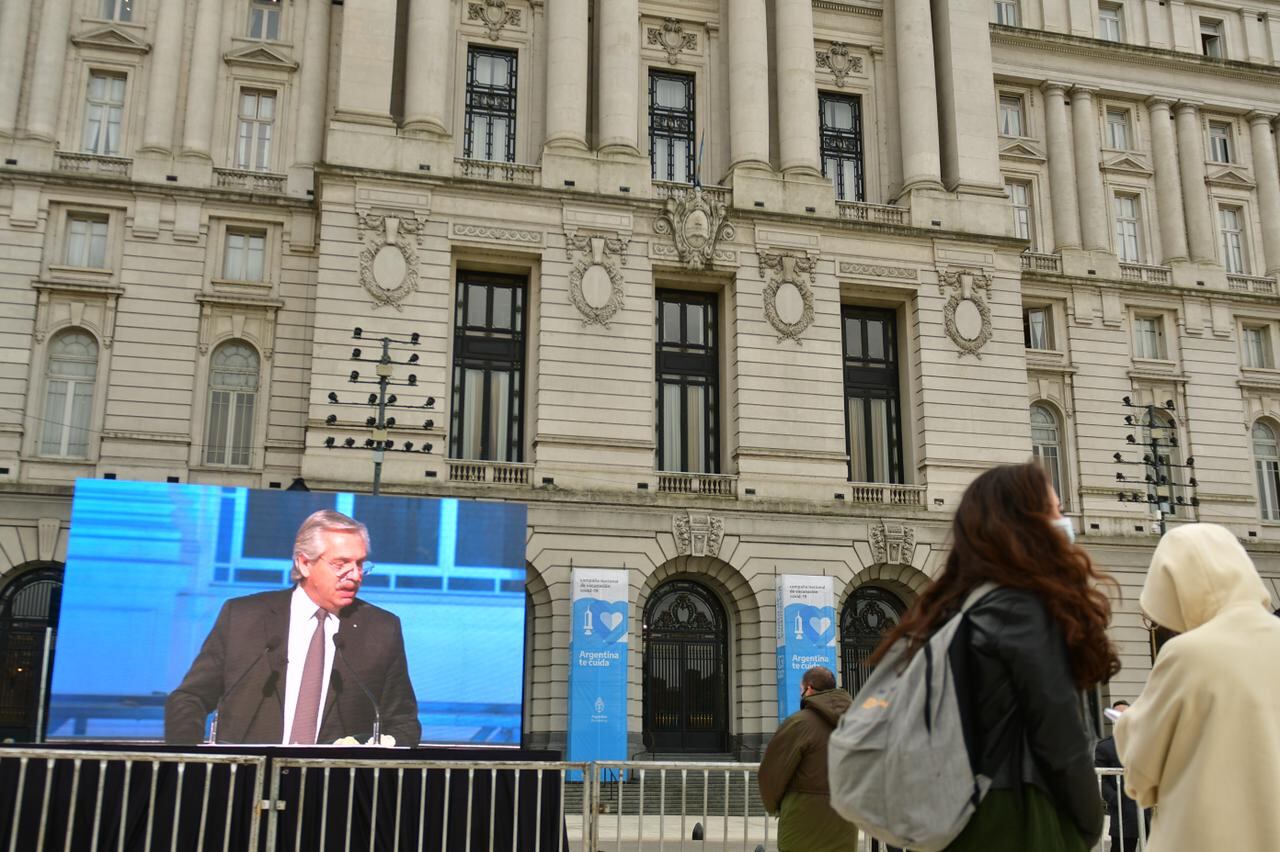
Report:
960,581,999,614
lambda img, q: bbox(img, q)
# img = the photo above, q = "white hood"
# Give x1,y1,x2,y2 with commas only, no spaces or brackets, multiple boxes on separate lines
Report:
1140,523,1272,633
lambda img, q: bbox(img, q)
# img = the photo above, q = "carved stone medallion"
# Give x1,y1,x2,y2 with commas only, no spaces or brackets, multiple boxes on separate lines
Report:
654,186,735,271
673,511,724,559
816,43,863,88
566,234,628,327
358,214,424,309
647,18,698,64
758,251,817,343
938,268,994,357
870,522,916,566
467,0,520,41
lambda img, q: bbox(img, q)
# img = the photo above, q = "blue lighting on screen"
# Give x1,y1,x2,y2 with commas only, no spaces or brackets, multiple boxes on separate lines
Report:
48,479,528,745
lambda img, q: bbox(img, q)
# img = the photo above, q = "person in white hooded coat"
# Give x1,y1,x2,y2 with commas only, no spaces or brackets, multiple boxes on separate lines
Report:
1114,523,1280,851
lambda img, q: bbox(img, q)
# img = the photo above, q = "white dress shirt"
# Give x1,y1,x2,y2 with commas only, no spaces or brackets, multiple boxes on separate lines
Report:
281,585,338,744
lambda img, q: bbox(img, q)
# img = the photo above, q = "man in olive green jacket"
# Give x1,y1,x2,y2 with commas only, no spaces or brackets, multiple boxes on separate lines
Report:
758,666,860,852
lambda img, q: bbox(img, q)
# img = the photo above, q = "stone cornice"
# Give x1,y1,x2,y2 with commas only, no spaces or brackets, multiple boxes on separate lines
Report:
991,24,1280,84
812,1,883,18
1020,266,1280,303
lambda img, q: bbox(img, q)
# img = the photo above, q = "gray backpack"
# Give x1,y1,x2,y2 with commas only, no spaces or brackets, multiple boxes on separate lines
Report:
827,583,997,852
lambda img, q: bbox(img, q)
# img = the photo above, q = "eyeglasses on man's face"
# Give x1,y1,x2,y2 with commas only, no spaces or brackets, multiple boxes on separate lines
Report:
319,558,373,580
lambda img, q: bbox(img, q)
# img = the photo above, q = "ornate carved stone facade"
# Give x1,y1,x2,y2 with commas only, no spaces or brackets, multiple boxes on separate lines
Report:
467,0,521,41
358,213,426,309
870,522,916,566
673,511,724,559
647,19,699,65
938,268,994,358
758,252,817,343
566,234,628,327
654,187,735,271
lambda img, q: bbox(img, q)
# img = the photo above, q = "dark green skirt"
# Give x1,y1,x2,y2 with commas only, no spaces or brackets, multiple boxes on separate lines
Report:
945,785,1088,852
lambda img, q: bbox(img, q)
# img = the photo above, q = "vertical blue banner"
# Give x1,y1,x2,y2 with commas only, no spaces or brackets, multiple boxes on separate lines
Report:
567,568,629,775
776,575,837,721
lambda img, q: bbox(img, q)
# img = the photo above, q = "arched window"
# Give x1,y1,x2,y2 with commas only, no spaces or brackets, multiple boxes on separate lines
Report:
205,341,260,466
39,329,98,458
0,563,64,741
1254,420,1280,521
1030,404,1065,507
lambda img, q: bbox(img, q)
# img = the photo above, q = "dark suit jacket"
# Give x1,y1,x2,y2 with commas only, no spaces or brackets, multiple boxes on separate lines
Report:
164,588,421,746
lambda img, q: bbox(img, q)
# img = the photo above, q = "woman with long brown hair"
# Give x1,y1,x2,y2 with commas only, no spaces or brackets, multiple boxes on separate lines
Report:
870,462,1119,852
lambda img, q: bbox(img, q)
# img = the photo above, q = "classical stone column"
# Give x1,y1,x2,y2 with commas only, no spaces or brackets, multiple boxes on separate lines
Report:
1146,98,1189,264
597,0,639,155
1041,83,1081,251
727,0,770,169
24,0,75,141
775,0,820,175
1070,87,1108,252
294,0,333,163
1174,101,1215,263
893,0,942,191
403,0,452,135
544,0,589,150
0,0,33,136
1248,112,1280,275
181,0,226,157
140,0,188,152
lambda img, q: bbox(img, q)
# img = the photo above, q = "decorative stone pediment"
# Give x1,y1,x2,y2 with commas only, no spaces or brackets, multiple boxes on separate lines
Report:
647,18,699,64
72,26,151,54
938,268,994,358
757,252,817,344
673,511,724,559
223,44,298,71
815,43,863,87
1206,167,1256,189
1100,153,1153,177
467,0,521,41
358,213,428,309
870,522,916,567
195,294,282,358
654,186,735,271
566,234,628,327
998,140,1046,163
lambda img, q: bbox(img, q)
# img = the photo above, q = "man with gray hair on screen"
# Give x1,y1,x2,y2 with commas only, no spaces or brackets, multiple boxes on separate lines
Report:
165,509,421,746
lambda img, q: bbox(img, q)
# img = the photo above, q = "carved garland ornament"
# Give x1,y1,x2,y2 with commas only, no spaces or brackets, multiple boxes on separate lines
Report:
647,18,698,64
467,0,521,41
816,43,863,87
938,268,994,357
654,186,735,271
870,522,916,567
673,511,724,559
566,234,628,327
357,214,426,310
757,251,817,343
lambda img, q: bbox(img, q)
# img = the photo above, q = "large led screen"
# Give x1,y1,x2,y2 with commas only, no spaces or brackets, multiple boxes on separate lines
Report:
48,480,527,746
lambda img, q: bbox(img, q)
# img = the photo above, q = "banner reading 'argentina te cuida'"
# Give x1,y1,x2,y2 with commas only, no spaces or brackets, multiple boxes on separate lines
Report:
776,574,838,721
567,567,629,776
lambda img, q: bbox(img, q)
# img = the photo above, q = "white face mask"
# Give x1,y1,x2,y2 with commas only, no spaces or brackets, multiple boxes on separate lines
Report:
1051,517,1076,545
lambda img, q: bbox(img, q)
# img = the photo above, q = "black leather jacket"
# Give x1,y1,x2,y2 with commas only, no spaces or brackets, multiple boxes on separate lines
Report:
956,587,1104,847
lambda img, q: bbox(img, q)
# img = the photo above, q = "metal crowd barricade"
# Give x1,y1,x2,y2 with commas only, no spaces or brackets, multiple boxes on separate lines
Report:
0,749,1154,851
1095,767,1150,852
263,756,591,852
0,748,267,852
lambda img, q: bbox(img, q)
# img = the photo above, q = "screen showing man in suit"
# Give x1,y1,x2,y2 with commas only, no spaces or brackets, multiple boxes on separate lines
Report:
48,480,528,746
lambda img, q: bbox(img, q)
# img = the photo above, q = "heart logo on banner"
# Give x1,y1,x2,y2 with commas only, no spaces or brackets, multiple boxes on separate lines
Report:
809,616,832,636
791,604,835,644
586,600,628,644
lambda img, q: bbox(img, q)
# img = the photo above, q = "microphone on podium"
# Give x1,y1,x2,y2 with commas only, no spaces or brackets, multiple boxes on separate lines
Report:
332,634,383,744
209,635,283,744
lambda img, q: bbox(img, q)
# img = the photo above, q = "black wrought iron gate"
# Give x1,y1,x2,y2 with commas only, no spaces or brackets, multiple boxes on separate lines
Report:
642,580,729,753
839,585,905,695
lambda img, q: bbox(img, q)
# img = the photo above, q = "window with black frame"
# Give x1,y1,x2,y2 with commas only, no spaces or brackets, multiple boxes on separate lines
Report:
649,70,696,183
464,46,517,163
820,92,865,202
657,291,719,473
842,307,903,483
450,273,526,462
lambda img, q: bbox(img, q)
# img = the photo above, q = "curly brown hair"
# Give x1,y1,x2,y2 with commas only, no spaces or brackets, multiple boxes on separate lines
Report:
870,463,1121,689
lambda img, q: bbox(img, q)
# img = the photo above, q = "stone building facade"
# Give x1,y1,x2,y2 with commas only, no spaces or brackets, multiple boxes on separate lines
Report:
2,0,1280,754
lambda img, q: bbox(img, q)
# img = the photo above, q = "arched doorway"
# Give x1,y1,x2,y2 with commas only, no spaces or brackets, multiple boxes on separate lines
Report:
642,578,730,754
0,563,64,741
839,585,906,695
